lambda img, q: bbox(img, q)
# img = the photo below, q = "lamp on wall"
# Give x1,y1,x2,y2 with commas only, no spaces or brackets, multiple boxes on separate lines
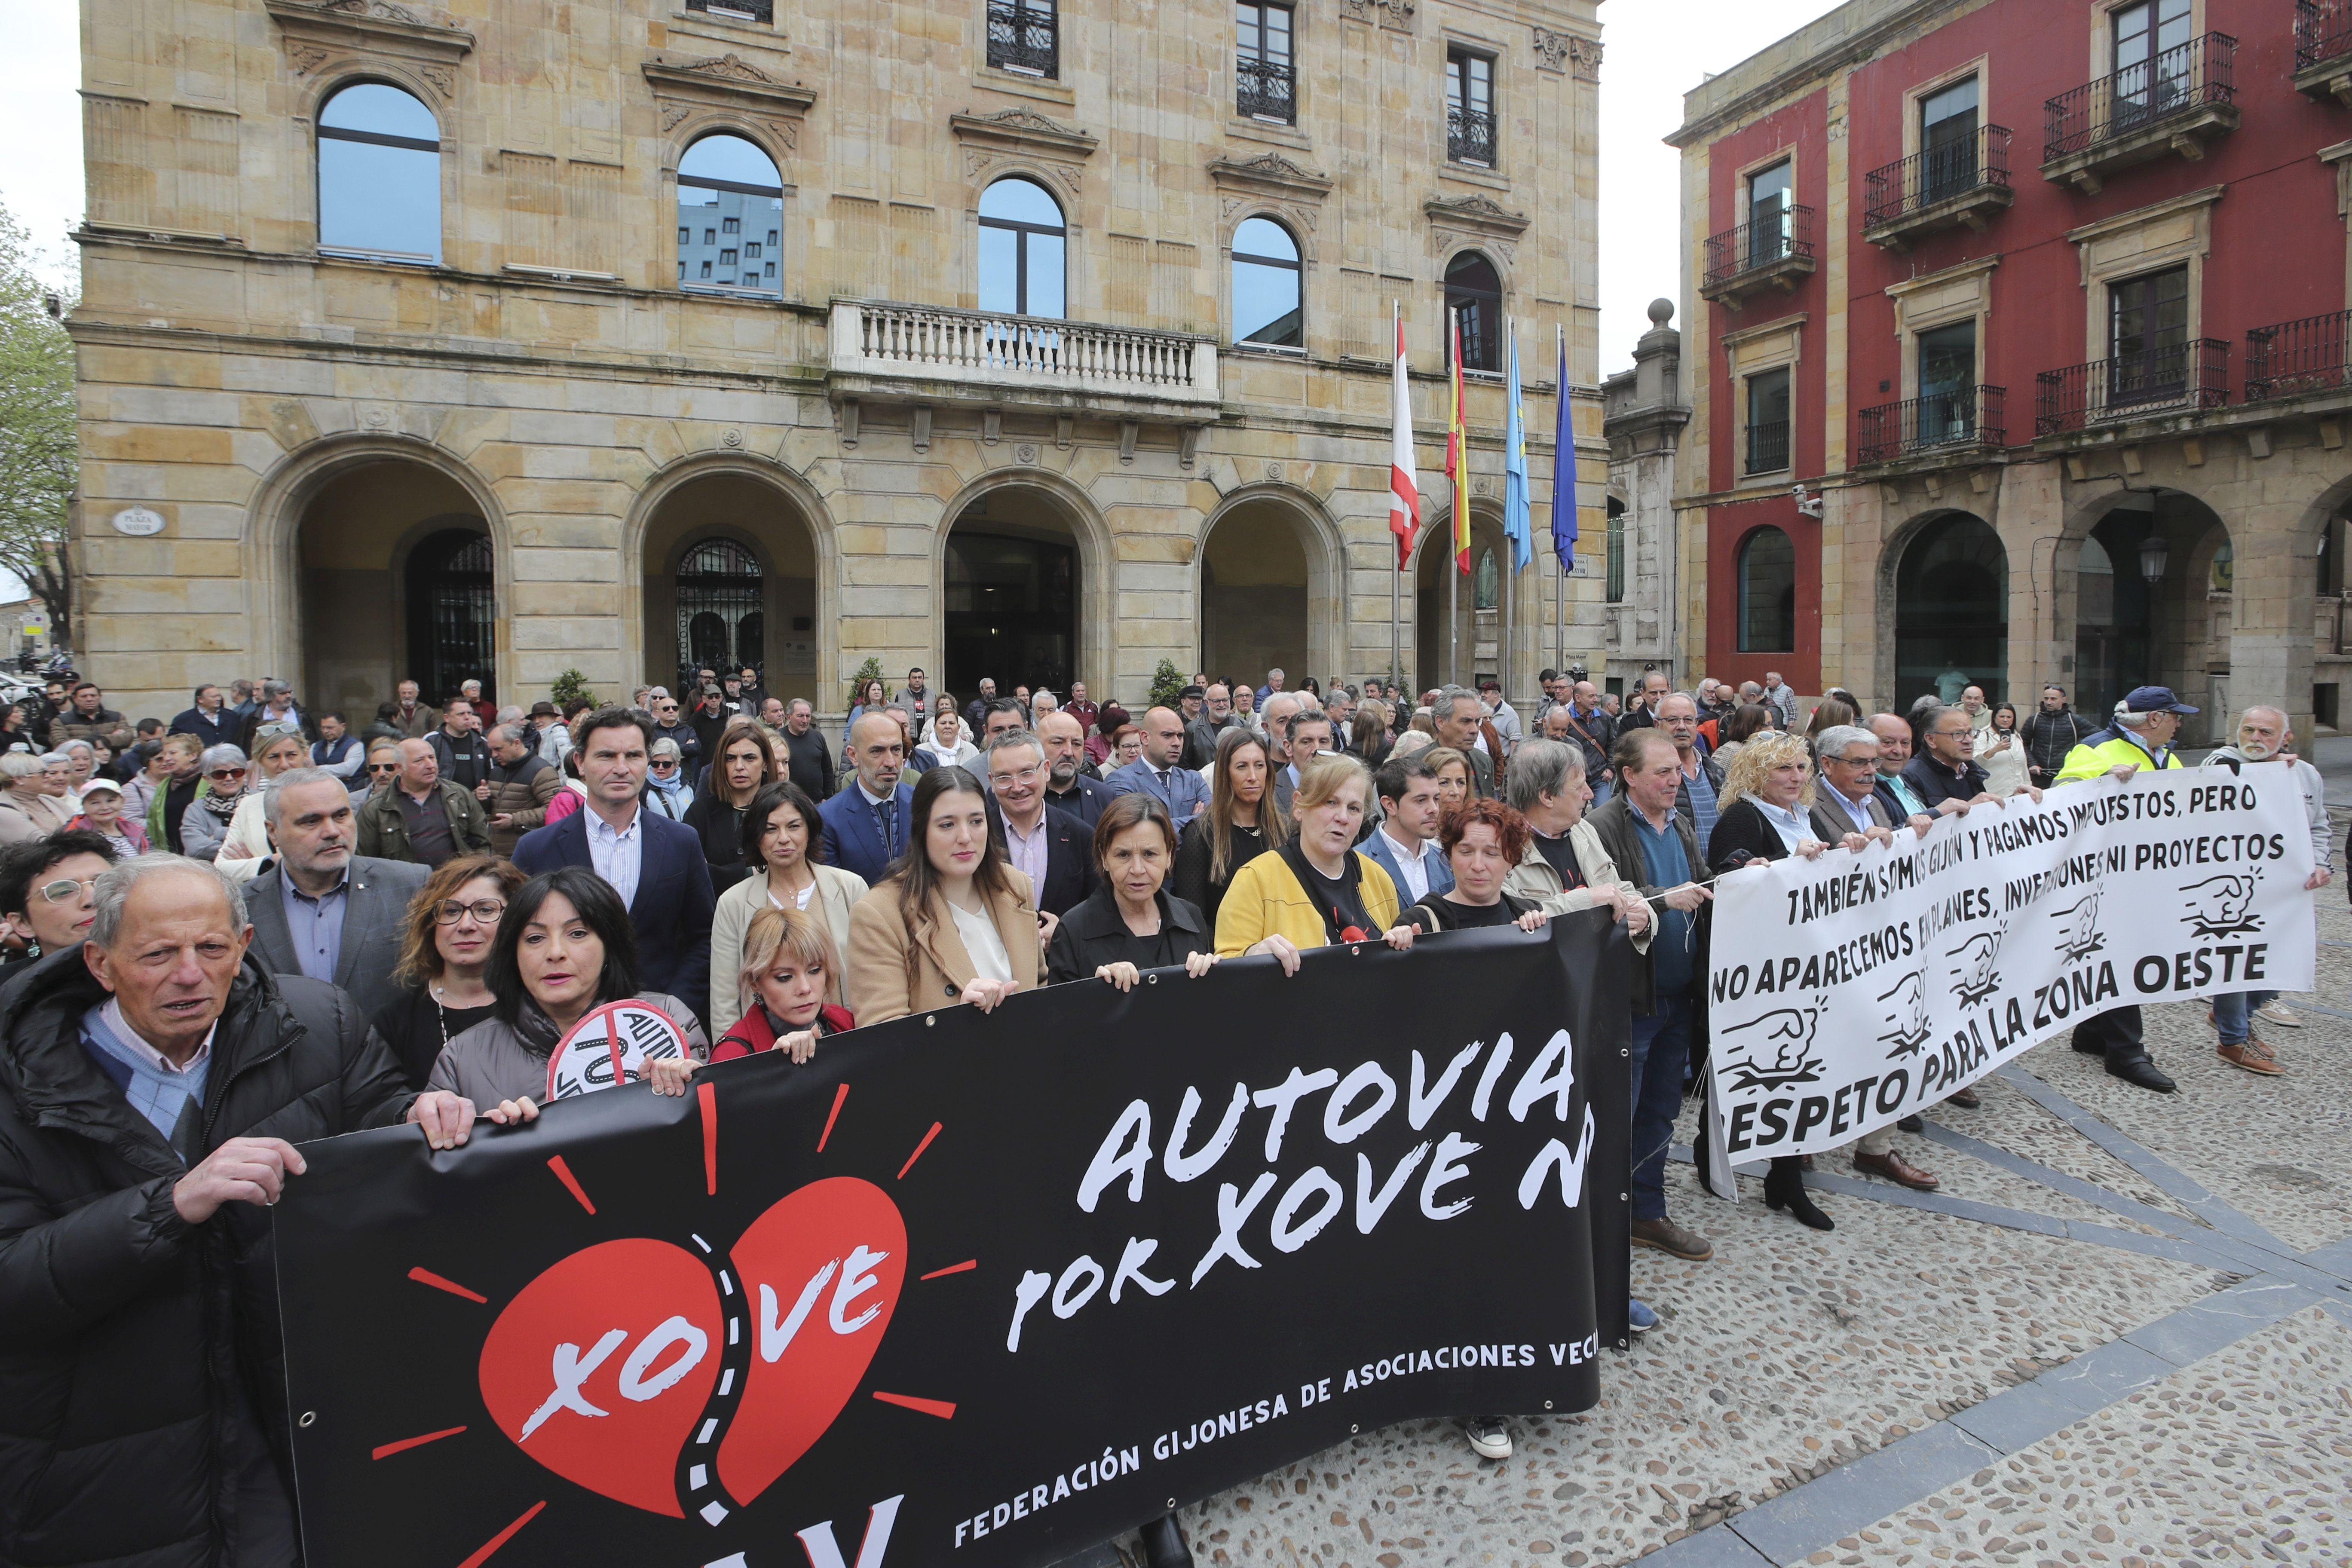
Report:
2137,533,2169,585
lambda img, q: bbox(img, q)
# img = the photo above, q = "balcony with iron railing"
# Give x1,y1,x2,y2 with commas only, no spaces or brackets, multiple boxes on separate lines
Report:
986,0,1058,77
1855,384,2007,467
2245,309,2352,402
2042,33,2238,193
1447,105,1497,166
1700,205,1817,306
1236,55,1296,122
1745,420,1791,476
686,0,773,19
2034,340,2229,436
1861,126,2014,248
827,300,1220,419
2296,0,2352,101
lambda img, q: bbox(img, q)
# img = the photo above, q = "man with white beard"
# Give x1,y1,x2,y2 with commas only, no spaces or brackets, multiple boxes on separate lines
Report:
2200,705,2334,1074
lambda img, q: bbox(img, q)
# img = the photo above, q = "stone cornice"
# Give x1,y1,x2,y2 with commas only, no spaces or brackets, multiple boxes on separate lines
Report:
1420,193,1531,240
948,107,1099,162
263,0,474,63
642,52,817,117
1207,151,1334,203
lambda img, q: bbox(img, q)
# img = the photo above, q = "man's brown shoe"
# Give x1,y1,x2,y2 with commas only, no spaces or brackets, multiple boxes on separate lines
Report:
1853,1149,1940,1190
2218,1041,2283,1076
1947,1086,1981,1108
1629,1216,1714,1261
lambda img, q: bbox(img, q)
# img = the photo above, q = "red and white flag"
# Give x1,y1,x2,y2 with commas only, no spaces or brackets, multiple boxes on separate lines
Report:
1388,303,1420,570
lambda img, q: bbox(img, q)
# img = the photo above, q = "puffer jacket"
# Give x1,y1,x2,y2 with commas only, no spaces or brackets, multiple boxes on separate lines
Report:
486,750,560,857
0,949,417,1568
46,707,134,754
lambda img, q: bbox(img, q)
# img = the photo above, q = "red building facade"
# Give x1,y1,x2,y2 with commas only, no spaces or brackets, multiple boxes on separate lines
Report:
1672,0,2352,739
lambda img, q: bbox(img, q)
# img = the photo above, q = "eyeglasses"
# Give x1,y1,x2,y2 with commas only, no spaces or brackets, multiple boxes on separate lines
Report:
38,876,98,904
368,761,398,774
650,758,679,770
988,765,1043,790
434,897,508,925
207,767,247,782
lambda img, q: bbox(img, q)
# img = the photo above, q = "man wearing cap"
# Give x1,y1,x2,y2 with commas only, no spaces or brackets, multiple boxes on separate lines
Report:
2054,686,2196,1093
527,700,573,766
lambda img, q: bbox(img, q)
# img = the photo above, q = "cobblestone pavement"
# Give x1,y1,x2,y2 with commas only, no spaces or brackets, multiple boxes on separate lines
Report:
1124,897,2352,1568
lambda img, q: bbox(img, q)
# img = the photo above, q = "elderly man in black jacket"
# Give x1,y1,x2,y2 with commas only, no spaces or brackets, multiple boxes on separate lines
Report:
0,855,519,1568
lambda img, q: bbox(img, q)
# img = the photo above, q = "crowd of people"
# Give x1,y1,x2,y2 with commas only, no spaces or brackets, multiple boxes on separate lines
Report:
0,656,2331,1568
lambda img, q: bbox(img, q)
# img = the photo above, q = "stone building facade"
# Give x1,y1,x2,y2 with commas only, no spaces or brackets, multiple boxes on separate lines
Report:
1669,0,2352,741
70,0,1606,722
1600,298,1689,695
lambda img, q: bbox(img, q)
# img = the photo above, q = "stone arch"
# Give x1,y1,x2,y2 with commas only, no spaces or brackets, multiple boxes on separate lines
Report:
245,433,511,709
1194,483,1346,688
965,168,1086,316
1220,208,1311,352
620,451,838,701
1874,508,2008,711
664,124,793,298
933,466,1115,704
1410,499,1510,693
2055,486,2234,740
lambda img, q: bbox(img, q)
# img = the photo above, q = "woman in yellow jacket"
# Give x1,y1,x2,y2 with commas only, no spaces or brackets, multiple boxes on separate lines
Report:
1214,750,1416,970
845,763,1048,1023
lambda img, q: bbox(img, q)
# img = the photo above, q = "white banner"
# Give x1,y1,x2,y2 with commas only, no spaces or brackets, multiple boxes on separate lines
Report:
1704,770,2318,1159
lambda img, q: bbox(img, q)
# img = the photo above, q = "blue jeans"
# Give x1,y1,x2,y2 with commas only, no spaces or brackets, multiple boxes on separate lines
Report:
1626,992,1694,1221
2212,990,2276,1047
1590,778,1614,809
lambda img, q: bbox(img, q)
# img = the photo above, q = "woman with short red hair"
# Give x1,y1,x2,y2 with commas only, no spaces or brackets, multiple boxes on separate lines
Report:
1406,797,1553,934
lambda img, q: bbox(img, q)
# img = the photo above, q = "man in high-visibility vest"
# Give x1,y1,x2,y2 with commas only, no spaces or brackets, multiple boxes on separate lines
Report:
2054,685,2196,1093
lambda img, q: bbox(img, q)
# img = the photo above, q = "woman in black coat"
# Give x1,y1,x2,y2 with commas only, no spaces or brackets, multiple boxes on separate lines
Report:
1048,792,1221,988
1704,730,1838,1233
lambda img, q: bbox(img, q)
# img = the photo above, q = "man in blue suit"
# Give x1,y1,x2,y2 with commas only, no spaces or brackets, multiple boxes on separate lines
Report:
819,711,917,885
514,707,716,1023
1104,706,1207,822
1362,754,1454,906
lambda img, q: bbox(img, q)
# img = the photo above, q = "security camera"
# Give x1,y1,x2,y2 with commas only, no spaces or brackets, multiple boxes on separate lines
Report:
1792,484,1824,520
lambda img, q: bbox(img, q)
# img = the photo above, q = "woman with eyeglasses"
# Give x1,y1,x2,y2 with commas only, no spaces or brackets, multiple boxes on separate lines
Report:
0,829,116,963
178,744,251,863
708,780,866,1029
371,853,527,1089
644,735,695,821
206,723,310,880
684,719,776,892
429,865,707,1109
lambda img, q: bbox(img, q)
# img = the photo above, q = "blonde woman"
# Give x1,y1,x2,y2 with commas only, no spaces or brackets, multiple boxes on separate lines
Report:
709,780,868,1027
1213,752,1414,969
649,907,856,1098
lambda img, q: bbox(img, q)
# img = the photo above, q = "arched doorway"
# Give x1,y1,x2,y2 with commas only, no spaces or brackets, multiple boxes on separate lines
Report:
640,471,818,700
294,459,495,712
404,527,496,707
1198,494,1340,692
1415,511,1505,695
1893,513,2007,709
2072,490,2230,741
945,489,1080,698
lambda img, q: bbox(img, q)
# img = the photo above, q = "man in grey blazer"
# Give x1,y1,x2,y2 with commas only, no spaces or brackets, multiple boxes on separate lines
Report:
243,767,429,1022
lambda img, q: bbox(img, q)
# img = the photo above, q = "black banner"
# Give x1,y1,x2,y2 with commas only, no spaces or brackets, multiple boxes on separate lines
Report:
276,915,1629,1568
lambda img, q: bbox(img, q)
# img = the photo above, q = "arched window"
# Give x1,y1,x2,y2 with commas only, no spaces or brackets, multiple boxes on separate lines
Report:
404,528,493,704
1474,545,1498,610
1232,216,1302,348
1444,251,1502,373
978,178,1066,318
678,134,785,297
675,539,763,693
318,82,441,263
1736,526,1796,652
1605,497,1626,604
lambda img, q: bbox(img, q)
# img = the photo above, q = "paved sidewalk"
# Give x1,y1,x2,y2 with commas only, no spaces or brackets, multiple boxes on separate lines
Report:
1130,893,2352,1568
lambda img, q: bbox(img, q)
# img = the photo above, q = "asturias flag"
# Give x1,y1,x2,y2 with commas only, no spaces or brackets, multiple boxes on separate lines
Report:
1503,319,1531,573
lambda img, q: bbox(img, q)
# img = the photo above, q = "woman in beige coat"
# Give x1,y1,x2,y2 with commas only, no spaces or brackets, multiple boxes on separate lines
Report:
1498,738,1654,943
845,764,1048,1024
709,780,868,1026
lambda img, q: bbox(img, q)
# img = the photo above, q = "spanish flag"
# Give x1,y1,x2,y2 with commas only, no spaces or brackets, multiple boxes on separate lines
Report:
1445,309,1470,574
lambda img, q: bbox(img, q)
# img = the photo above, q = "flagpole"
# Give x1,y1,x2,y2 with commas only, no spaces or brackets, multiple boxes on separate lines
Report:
1500,313,1515,705
1447,308,1459,689
1554,323,1568,675
1390,301,1402,691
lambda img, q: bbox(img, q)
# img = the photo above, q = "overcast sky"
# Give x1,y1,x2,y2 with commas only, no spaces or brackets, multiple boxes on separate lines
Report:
0,0,1846,372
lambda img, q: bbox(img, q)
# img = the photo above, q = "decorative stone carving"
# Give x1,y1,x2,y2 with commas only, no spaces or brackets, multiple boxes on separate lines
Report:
322,0,423,21
1014,442,1040,464
264,0,475,72
1422,192,1533,260
1531,26,1571,73
952,107,1097,197
288,42,330,72
420,64,454,97
643,50,816,135
1265,460,1283,481
1206,150,1333,203
1339,0,1415,30
662,102,691,131
1568,36,1602,81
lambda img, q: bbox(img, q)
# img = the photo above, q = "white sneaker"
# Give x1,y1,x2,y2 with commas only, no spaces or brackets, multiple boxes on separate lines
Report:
1461,1417,1512,1460
2255,1001,2303,1029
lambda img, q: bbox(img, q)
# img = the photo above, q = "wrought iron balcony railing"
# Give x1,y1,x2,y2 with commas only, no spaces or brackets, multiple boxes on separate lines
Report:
1745,420,1791,475
1862,126,2012,230
986,0,1058,77
2044,33,2236,161
1855,385,2006,466
687,0,773,19
2034,340,2229,435
2298,0,2352,71
1237,55,1296,122
1701,205,1817,297
1447,106,1497,166
2245,309,2352,401
828,300,1219,409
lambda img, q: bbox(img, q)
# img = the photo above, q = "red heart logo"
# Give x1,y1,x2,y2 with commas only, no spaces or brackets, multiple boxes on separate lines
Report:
477,1178,906,1519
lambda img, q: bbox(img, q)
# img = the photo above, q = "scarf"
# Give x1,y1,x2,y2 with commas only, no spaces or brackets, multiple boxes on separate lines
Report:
647,768,688,804
199,785,246,825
